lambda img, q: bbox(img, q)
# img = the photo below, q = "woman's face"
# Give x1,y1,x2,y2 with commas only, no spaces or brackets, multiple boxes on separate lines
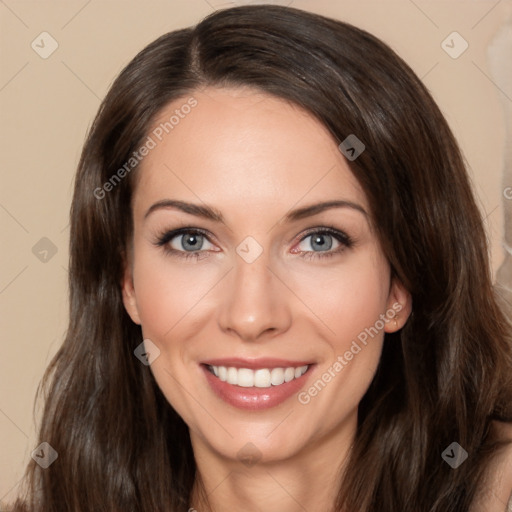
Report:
122,86,411,466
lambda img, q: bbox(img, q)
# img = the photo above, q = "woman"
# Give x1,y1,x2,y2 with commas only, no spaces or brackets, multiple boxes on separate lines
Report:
11,5,512,511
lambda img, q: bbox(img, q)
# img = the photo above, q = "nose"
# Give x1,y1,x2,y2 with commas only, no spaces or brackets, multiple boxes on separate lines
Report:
217,249,292,343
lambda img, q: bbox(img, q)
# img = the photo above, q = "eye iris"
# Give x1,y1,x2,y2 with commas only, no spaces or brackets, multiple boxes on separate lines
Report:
182,233,202,251
311,233,332,251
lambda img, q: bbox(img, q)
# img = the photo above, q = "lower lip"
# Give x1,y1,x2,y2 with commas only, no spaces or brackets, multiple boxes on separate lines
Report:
201,364,314,410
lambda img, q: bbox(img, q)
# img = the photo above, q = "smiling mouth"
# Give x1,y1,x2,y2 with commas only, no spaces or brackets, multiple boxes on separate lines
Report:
205,364,310,388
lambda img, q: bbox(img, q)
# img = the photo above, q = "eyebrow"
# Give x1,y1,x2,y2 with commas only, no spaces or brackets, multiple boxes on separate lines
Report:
144,199,368,223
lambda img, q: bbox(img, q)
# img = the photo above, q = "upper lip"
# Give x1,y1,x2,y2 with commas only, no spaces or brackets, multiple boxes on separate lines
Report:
202,357,313,369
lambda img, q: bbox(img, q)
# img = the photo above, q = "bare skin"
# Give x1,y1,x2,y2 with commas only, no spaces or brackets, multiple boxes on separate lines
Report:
121,86,413,512
471,421,512,512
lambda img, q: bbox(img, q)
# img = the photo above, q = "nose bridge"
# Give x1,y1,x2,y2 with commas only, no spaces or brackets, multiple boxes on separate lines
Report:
217,240,291,341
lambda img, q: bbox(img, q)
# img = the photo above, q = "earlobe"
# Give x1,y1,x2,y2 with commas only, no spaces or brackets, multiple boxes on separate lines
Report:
384,278,412,333
121,266,142,326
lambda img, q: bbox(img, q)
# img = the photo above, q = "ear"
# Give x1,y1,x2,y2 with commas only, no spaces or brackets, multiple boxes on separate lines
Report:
121,257,141,325
384,277,412,333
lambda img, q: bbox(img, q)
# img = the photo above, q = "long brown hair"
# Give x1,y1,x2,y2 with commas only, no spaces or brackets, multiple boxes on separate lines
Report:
11,5,512,511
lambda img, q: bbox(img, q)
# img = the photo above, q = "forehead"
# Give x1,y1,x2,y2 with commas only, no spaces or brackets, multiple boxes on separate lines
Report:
133,87,367,218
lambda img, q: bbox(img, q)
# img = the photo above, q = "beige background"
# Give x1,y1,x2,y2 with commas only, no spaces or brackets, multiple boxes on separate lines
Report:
1,0,511,505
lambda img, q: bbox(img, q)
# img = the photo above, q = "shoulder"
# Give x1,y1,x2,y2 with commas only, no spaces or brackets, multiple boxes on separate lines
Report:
471,421,512,512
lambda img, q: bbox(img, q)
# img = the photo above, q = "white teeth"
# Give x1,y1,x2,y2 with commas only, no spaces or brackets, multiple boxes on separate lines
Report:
254,369,271,388
218,366,227,381
209,364,308,387
270,368,284,386
227,367,238,385
238,368,254,387
284,367,295,382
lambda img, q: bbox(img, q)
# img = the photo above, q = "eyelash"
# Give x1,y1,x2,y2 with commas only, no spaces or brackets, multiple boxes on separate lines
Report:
153,226,354,262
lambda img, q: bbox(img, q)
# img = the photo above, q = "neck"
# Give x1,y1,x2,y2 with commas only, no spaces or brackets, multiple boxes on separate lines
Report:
188,419,355,512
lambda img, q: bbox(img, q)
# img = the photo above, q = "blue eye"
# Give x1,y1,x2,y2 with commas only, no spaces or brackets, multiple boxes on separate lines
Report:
296,228,354,260
154,226,354,261
170,232,213,252
155,228,214,261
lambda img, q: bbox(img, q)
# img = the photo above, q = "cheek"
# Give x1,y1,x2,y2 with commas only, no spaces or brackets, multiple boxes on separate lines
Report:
286,252,390,345
289,253,389,405
132,247,220,342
